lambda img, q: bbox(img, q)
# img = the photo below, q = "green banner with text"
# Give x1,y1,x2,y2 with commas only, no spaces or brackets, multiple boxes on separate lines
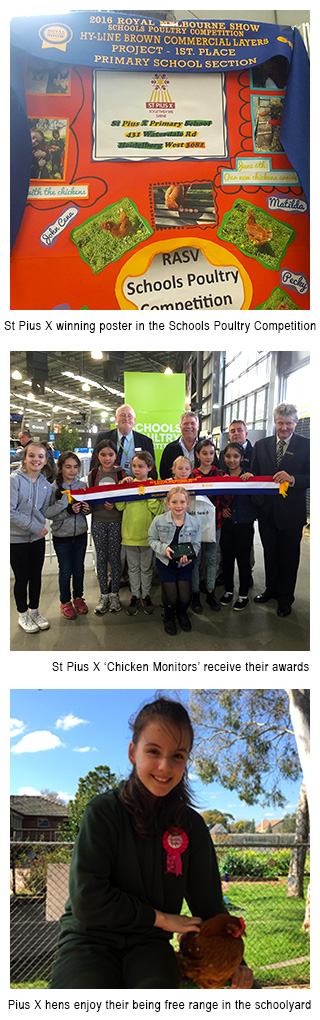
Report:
124,371,186,473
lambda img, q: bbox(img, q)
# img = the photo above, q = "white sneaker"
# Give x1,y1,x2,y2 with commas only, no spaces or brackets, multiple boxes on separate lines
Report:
18,611,39,633
28,609,50,630
94,594,109,615
109,594,121,612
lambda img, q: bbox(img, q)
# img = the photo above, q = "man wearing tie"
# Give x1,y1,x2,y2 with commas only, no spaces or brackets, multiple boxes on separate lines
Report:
251,403,309,618
90,405,156,474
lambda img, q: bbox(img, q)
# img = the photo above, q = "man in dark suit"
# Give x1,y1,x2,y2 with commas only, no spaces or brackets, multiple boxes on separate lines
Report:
251,403,309,617
90,404,156,473
219,420,253,473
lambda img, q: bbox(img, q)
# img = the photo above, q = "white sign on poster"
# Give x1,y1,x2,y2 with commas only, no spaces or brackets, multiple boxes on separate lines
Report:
93,70,227,160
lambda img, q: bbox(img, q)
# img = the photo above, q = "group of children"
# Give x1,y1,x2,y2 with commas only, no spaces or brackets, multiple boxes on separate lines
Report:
10,438,256,636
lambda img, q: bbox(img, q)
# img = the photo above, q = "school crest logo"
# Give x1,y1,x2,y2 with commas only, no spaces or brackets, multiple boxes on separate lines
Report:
146,74,175,110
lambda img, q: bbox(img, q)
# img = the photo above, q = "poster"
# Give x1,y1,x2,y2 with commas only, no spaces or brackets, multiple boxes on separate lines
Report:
10,13,310,311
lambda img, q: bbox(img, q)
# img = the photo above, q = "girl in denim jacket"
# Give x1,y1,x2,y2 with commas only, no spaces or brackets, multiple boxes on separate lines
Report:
148,486,201,635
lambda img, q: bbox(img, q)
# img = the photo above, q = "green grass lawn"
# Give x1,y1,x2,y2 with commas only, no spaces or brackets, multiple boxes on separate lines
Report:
11,881,310,989
226,879,310,986
172,880,310,988
11,981,48,989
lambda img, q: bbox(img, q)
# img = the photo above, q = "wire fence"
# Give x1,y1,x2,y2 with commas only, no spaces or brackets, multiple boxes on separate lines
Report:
10,840,310,989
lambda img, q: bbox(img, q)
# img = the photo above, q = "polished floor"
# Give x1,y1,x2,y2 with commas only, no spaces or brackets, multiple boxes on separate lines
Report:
10,529,310,653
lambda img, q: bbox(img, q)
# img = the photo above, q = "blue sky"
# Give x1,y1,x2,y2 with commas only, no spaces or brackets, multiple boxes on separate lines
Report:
10,688,301,824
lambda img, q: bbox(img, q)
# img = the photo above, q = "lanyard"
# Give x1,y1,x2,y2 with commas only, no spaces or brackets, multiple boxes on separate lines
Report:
118,432,134,457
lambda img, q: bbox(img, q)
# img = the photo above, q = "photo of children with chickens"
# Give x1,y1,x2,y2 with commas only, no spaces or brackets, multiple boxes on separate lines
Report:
29,118,67,181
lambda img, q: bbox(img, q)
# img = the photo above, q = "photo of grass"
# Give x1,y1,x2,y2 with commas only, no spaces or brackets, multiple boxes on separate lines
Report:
70,198,153,274
256,287,301,310
217,199,295,271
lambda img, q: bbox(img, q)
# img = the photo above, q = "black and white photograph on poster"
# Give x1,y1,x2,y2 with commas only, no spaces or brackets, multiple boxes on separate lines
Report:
25,58,71,96
10,349,310,654
9,687,310,991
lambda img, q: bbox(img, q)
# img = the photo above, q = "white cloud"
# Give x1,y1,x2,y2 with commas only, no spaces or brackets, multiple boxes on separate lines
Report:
17,786,42,796
17,786,72,803
11,731,64,754
56,713,88,730
73,745,98,753
10,718,25,740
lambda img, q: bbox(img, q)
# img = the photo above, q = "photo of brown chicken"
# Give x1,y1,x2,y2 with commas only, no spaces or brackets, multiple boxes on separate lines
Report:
177,914,246,988
246,209,273,247
101,208,133,238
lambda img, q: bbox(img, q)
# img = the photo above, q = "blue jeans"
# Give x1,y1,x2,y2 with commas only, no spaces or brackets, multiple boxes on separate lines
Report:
192,530,221,593
53,533,87,604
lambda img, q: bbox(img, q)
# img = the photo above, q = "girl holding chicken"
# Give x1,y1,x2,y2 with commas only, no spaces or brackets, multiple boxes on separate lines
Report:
51,696,253,989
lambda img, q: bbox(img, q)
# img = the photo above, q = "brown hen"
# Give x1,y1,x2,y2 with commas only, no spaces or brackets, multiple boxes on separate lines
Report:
246,209,273,247
101,208,133,238
177,914,246,988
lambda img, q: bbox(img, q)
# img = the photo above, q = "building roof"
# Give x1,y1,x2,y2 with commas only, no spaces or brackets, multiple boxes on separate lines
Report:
10,795,69,817
256,819,283,832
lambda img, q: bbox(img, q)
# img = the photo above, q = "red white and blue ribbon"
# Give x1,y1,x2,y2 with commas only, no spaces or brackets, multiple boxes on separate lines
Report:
66,476,288,505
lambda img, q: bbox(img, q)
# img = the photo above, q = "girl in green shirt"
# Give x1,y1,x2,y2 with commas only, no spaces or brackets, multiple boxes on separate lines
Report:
116,452,162,617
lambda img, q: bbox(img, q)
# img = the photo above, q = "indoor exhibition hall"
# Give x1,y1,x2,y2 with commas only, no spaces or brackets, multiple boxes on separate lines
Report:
10,349,310,653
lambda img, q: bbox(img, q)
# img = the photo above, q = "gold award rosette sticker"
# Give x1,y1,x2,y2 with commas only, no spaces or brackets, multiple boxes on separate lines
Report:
115,237,253,311
39,23,73,52
277,35,293,48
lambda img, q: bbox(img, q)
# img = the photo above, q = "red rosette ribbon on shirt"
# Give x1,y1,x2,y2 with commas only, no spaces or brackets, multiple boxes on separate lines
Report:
162,828,189,876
